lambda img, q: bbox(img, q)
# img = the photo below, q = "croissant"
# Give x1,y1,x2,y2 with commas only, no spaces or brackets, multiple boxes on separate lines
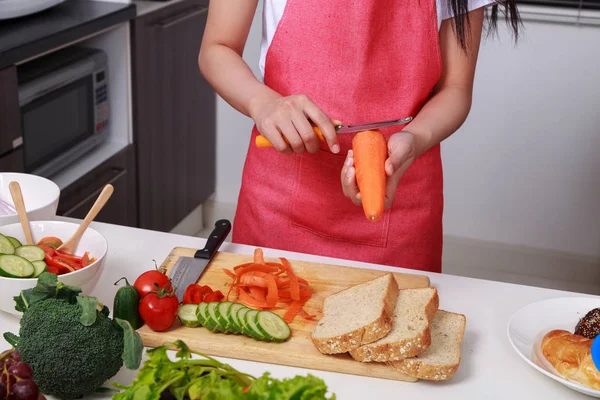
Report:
541,329,600,390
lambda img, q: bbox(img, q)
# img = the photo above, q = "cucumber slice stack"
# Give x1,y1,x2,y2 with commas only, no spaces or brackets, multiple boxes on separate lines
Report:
176,301,291,342
0,233,49,278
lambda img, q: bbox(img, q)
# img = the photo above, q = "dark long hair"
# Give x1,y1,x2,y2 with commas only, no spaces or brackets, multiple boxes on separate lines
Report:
449,0,522,51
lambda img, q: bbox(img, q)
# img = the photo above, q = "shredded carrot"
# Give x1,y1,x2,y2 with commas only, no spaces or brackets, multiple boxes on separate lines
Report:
281,258,300,301
224,269,237,280
283,300,304,324
298,309,316,320
249,286,266,303
223,248,314,324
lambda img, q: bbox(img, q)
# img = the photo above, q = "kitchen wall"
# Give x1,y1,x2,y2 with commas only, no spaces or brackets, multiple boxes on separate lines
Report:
207,3,600,291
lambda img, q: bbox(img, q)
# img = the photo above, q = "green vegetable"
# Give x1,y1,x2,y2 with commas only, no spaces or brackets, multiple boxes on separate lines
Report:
0,254,34,278
178,304,202,328
113,340,335,400
113,277,143,330
6,236,22,248
0,234,15,254
2,272,143,400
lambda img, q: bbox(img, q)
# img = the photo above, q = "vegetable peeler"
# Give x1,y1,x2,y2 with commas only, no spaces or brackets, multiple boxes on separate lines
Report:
255,116,413,148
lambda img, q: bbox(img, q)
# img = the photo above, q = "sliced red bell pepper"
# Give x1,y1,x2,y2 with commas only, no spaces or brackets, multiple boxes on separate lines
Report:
182,284,214,304
53,255,81,271
80,252,91,267
204,290,224,302
46,256,74,274
38,244,56,259
54,250,82,263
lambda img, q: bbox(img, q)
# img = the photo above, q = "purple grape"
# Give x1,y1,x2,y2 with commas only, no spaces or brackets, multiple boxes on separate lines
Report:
9,353,20,362
0,373,15,387
0,382,6,399
4,360,15,369
10,380,39,400
7,363,32,380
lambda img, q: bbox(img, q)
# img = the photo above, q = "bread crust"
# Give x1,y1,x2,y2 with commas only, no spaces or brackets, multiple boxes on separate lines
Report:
349,288,439,362
311,273,399,354
388,311,466,381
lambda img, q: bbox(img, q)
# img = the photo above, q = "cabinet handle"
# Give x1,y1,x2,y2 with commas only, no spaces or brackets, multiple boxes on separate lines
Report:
155,6,208,29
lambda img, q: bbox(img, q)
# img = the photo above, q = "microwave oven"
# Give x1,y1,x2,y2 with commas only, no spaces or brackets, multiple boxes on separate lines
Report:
17,46,110,178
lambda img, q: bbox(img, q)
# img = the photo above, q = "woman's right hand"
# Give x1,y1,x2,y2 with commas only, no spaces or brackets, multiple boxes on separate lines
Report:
251,94,340,155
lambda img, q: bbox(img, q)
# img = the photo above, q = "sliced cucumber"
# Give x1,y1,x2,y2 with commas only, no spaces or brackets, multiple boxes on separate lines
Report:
32,260,47,278
206,302,225,333
15,245,45,262
200,302,217,331
178,304,201,328
256,311,291,342
236,306,253,337
196,302,209,326
0,255,34,278
228,303,245,334
245,310,266,340
6,236,22,249
0,234,15,255
216,302,234,333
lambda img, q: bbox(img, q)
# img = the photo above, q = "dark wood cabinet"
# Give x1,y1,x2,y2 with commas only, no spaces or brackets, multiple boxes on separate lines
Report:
0,66,23,160
131,0,216,232
58,145,138,227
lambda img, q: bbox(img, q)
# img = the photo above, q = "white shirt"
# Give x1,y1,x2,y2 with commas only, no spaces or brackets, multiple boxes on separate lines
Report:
259,0,496,78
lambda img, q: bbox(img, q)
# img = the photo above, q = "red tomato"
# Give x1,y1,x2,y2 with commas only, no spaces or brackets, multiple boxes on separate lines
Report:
134,270,172,298
37,236,63,249
139,291,179,332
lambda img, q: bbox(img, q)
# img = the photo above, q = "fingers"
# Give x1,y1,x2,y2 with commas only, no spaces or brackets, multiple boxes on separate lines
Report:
260,119,291,154
341,150,361,206
291,111,320,154
301,97,339,154
277,119,305,154
385,132,415,176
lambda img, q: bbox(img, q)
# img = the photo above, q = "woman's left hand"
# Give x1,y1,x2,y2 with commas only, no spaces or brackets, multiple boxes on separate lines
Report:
341,131,416,209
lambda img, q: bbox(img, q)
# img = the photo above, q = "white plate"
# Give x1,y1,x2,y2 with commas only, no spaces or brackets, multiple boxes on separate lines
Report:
508,297,600,397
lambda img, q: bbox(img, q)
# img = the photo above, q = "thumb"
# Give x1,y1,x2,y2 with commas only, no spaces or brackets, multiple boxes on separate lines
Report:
385,132,415,176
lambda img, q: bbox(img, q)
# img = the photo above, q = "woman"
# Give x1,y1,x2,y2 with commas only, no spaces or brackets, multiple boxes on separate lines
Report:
199,0,520,273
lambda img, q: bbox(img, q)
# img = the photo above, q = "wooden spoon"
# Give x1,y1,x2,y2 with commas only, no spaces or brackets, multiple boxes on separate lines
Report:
57,184,114,254
9,181,34,245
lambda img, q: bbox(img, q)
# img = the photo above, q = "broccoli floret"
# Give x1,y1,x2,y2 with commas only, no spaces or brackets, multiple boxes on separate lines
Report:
17,298,124,400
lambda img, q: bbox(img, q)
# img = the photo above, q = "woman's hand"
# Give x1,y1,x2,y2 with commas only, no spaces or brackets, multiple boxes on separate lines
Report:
341,132,416,209
250,94,340,155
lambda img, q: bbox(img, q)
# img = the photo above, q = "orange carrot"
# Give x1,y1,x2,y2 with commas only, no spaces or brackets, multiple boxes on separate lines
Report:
352,129,387,221
223,248,314,323
283,300,304,323
282,258,300,301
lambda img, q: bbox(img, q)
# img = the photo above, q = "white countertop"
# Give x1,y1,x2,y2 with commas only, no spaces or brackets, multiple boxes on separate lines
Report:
0,218,597,399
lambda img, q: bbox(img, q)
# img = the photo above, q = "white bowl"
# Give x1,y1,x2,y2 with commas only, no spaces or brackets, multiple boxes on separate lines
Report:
0,220,108,316
0,173,60,227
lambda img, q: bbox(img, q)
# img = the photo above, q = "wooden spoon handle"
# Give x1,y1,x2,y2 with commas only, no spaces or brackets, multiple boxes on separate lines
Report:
9,181,34,245
68,184,114,247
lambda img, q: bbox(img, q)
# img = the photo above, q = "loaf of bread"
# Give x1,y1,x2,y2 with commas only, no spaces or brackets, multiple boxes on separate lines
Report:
311,273,399,354
541,330,600,390
349,287,439,362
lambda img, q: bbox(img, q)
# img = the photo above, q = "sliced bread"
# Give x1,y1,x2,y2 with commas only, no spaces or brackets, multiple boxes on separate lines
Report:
388,310,466,381
349,287,439,362
311,272,399,354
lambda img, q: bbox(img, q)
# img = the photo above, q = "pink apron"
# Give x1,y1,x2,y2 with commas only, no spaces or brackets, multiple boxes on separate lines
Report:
232,0,444,272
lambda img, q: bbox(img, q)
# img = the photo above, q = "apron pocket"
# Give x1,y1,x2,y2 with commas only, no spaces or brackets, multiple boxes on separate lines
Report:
290,151,391,248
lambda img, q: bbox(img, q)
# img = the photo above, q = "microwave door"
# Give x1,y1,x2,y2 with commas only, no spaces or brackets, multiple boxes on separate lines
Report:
21,75,95,175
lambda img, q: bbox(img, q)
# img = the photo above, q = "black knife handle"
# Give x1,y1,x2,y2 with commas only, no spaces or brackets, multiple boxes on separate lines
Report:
195,219,232,260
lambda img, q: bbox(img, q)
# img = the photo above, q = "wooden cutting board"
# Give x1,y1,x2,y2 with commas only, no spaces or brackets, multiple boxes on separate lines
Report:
138,247,431,381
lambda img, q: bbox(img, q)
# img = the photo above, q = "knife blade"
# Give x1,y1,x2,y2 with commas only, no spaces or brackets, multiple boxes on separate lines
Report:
170,219,232,302
255,116,413,148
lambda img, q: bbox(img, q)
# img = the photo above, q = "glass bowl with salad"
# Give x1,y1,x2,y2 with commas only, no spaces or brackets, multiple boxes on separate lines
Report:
0,220,107,317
